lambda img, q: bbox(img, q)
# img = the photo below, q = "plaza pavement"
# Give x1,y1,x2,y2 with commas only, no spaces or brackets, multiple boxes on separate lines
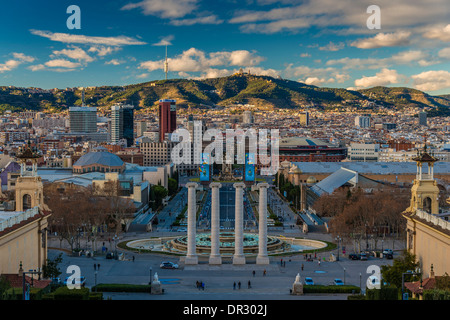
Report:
47,177,406,300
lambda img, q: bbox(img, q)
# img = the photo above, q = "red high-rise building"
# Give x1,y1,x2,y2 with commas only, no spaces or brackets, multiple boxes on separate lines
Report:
159,99,177,142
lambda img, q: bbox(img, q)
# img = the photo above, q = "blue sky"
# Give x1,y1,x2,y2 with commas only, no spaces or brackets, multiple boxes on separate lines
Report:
1,0,450,94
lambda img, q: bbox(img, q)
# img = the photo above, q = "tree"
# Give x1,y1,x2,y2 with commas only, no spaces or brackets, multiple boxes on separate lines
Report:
381,250,420,288
152,185,168,210
42,253,63,279
168,177,178,196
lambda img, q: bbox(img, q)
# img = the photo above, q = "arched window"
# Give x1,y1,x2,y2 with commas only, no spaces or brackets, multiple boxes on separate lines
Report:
23,194,32,210
423,197,432,213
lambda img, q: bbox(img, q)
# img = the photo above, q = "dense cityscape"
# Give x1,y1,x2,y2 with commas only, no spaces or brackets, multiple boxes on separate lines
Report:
0,0,449,314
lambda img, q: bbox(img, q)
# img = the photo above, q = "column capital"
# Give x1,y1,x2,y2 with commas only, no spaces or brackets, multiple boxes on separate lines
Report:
233,182,246,189
209,182,222,188
186,182,198,188
257,182,269,189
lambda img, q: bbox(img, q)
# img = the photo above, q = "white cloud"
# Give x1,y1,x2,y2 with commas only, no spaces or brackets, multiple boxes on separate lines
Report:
28,64,46,72
30,29,146,46
170,14,223,26
0,53,35,73
350,31,411,49
105,59,124,66
319,41,345,51
422,24,450,42
121,0,198,19
88,46,122,57
303,77,335,86
438,48,450,59
300,53,311,58
412,70,450,92
354,68,405,88
230,0,450,35
12,53,35,63
45,59,82,69
283,64,349,85
52,47,94,63
136,73,149,79
326,50,434,70
153,35,174,46
139,48,266,73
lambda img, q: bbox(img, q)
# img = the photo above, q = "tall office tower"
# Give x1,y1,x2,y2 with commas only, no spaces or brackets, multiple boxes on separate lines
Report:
69,106,97,133
242,110,254,124
159,99,177,142
299,112,310,126
418,111,427,126
111,104,134,147
136,121,148,137
355,116,370,128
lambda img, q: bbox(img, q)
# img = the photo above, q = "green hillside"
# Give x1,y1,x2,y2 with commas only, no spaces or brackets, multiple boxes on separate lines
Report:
0,74,449,115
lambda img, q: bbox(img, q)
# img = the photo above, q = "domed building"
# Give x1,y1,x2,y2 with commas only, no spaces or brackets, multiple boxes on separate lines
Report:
73,147,125,174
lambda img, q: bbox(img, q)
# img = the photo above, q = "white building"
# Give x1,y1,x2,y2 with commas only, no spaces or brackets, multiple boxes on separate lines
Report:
348,143,380,162
355,116,370,128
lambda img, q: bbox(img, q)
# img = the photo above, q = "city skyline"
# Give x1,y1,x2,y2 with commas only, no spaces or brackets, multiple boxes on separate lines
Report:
1,0,450,95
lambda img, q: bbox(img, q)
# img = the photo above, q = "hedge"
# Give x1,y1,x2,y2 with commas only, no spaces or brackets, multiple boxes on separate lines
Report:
366,285,399,300
303,285,361,294
4,287,44,300
347,294,366,300
42,286,90,300
91,283,152,293
423,289,450,300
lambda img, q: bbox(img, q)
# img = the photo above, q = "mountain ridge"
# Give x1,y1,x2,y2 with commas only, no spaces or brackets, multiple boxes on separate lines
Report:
1,74,449,115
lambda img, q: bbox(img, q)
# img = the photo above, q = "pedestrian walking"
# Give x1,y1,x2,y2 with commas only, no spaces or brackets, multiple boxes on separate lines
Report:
252,270,255,277
132,255,135,262
94,264,97,271
263,269,266,276
97,263,100,270
301,263,304,271
248,280,251,289
238,281,241,289
233,282,236,290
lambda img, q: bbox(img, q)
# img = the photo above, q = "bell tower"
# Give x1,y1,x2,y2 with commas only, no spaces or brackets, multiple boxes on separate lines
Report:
408,143,439,215
15,142,44,211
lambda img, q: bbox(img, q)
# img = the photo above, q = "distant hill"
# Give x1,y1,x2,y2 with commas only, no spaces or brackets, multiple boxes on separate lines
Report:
1,74,449,115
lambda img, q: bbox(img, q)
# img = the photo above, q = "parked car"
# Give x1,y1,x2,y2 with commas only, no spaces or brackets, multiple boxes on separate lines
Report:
360,252,368,260
384,253,393,259
333,279,344,286
304,277,314,285
349,253,360,260
160,261,179,269
383,249,393,255
177,228,188,232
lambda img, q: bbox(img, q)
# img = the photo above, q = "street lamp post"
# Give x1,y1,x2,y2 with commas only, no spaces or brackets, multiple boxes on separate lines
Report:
344,268,346,285
359,273,362,292
401,269,421,300
94,271,98,292
335,236,341,261
149,267,153,285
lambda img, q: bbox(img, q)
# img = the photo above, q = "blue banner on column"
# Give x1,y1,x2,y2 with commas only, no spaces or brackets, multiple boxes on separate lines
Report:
245,153,255,182
199,153,210,182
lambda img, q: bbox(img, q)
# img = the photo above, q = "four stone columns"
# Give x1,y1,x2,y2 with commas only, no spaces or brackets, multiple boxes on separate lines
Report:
183,181,272,266
209,182,222,265
256,183,270,265
185,182,198,265
233,182,246,265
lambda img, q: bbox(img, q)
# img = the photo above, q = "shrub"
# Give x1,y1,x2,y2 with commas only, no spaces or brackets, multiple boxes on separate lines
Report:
423,289,450,300
51,286,90,300
303,285,361,294
366,285,399,300
347,294,366,300
91,283,151,293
